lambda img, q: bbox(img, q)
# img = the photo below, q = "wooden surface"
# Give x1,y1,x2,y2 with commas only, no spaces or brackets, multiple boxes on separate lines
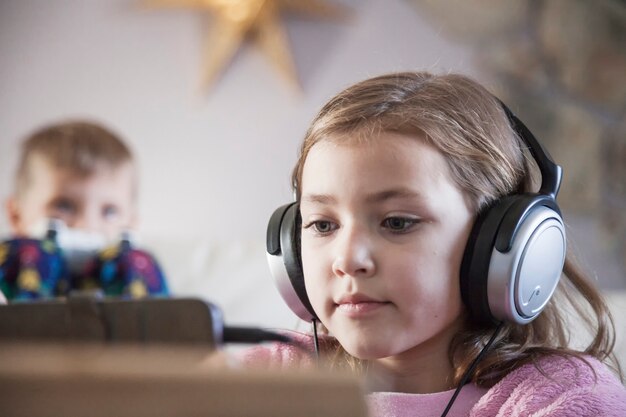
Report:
0,343,369,417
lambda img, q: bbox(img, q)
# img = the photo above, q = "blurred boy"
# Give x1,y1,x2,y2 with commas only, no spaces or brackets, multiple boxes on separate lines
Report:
6,120,137,241
1,120,168,300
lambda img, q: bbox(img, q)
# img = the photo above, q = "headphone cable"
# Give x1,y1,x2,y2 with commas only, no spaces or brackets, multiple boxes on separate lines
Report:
440,322,504,417
312,318,321,362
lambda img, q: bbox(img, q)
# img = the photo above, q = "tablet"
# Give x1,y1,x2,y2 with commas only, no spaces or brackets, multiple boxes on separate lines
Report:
0,296,223,348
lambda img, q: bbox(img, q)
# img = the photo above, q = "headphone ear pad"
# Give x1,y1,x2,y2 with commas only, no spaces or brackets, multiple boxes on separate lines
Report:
266,203,317,321
461,197,518,325
461,195,566,325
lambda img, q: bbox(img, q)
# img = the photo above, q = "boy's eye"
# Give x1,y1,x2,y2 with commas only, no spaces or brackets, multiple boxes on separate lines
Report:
382,216,419,232
51,198,76,214
102,205,119,220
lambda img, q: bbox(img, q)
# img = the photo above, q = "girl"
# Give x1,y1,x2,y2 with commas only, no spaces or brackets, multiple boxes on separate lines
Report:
251,72,626,416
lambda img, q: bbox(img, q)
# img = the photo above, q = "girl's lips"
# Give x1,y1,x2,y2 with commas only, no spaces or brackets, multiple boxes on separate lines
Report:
335,300,391,317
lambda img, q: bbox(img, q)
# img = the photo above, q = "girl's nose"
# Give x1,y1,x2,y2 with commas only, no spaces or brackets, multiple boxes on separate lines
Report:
331,226,375,278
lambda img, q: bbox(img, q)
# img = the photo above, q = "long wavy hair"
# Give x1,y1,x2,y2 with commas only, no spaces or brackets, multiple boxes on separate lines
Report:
291,71,622,387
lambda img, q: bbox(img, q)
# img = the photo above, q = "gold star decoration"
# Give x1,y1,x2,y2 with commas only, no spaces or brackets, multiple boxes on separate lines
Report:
145,0,347,91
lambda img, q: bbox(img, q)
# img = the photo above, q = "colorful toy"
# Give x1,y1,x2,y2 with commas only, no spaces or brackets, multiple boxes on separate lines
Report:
0,229,68,301
77,235,169,298
0,224,169,301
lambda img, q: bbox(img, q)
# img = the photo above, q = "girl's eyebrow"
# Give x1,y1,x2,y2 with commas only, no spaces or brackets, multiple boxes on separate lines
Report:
365,188,424,203
301,194,337,205
301,188,424,205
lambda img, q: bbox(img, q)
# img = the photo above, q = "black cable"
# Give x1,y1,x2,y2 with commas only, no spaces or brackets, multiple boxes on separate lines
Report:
440,322,504,417
312,319,320,361
222,326,292,344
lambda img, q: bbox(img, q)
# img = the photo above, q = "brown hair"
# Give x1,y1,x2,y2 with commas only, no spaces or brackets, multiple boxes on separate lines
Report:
15,120,135,199
292,72,622,387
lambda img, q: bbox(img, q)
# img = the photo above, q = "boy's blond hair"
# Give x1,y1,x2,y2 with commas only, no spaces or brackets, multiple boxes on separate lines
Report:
15,120,135,200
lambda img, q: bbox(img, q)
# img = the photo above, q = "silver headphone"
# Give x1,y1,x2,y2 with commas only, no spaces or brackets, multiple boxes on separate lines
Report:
266,102,566,326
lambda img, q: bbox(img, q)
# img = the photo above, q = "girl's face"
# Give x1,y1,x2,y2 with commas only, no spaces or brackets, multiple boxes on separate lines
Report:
300,132,474,362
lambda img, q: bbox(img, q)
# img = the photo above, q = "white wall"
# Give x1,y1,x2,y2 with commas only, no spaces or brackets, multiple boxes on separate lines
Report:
0,0,480,328
0,0,478,241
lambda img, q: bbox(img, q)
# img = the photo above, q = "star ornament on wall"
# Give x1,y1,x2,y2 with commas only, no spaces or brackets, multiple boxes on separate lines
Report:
145,0,347,91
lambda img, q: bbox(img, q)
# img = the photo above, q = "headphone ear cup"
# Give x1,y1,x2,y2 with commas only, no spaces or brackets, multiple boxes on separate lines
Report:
266,203,317,321
461,195,566,325
461,197,518,325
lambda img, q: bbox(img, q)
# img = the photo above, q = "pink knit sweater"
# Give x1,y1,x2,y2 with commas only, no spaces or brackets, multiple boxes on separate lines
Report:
239,332,626,417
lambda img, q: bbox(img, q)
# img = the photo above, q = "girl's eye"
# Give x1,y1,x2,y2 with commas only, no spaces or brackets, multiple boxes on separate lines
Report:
382,217,419,232
304,220,338,235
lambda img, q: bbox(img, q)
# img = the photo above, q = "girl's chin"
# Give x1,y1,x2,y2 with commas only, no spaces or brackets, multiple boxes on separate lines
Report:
339,341,395,360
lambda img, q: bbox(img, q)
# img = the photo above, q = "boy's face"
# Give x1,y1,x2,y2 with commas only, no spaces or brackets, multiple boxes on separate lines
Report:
7,155,137,241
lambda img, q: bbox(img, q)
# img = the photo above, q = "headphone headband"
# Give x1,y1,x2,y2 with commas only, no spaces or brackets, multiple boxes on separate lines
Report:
499,102,562,198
